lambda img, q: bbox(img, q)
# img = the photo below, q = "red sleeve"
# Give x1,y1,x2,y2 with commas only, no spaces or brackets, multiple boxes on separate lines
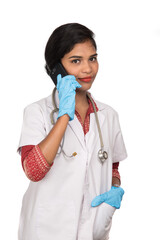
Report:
21,145,35,170
21,145,52,182
112,162,121,180
113,162,119,169
21,146,120,181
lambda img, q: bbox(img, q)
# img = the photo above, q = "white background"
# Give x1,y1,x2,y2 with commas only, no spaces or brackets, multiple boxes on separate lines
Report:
0,0,160,239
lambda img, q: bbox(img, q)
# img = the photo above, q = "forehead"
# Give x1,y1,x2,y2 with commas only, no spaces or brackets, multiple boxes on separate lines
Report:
66,41,96,57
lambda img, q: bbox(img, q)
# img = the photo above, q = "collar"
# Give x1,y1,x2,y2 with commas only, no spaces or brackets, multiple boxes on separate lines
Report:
46,88,106,111
86,92,99,115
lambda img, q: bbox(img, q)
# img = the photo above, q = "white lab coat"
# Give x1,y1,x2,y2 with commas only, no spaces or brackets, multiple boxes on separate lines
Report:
18,90,127,240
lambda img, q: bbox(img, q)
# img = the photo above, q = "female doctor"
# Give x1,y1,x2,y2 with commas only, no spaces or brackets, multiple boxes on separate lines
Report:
18,23,127,240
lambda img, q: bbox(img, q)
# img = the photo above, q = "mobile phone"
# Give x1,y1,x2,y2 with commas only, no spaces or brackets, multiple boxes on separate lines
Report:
49,62,68,86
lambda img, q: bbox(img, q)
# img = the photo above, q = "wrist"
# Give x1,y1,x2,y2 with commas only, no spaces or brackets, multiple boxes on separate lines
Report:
57,112,70,121
112,176,121,187
112,184,120,188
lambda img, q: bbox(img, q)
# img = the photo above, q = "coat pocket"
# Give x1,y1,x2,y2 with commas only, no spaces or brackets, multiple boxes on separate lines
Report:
36,200,76,240
93,203,116,240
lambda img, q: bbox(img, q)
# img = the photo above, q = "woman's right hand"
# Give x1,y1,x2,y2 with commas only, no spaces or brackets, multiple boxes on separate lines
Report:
57,74,82,121
57,74,81,121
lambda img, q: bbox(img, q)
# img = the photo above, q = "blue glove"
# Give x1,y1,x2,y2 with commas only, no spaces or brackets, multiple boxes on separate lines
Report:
57,74,81,121
91,186,124,209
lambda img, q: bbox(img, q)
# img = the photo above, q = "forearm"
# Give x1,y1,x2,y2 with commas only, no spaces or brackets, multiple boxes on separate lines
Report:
112,177,121,187
38,114,69,165
112,163,121,187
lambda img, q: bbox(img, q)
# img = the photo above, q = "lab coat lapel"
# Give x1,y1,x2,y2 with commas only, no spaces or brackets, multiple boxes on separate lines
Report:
85,110,106,163
68,97,106,152
68,117,86,150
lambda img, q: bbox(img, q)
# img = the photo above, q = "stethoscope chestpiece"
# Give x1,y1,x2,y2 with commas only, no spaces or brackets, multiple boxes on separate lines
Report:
98,149,108,164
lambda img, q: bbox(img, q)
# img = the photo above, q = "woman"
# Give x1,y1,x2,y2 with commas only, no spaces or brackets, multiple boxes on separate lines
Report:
18,23,127,240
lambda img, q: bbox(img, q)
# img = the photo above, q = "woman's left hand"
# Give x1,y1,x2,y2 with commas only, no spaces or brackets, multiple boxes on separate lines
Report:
91,186,125,209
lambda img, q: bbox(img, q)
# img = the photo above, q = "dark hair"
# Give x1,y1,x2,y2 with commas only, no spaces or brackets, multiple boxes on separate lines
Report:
44,23,97,74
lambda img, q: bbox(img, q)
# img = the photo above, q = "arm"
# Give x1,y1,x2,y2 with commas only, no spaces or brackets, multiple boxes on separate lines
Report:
19,75,81,181
20,114,70,181
112,176,120,187
21,75,81,168
112,162,121,187
39,74,81,165
38,114,69,165
91,112,127,209
22,145,52,182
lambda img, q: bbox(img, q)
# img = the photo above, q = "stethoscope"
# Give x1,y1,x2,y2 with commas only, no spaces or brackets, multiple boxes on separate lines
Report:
50,87,108,164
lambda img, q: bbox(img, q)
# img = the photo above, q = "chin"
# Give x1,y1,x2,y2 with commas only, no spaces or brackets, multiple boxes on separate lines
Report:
78,80,94,91
76,84,92,93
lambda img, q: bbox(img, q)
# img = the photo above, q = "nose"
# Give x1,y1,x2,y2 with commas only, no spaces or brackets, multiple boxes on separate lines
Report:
82,61,92,74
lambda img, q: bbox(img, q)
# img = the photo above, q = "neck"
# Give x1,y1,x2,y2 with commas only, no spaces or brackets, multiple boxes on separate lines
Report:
75,90,89,109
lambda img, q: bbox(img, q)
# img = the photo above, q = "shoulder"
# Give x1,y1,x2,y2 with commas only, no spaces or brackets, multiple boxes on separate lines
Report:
88,91,119,120
96,100,118,114
90,94,119,119
24,95,52,114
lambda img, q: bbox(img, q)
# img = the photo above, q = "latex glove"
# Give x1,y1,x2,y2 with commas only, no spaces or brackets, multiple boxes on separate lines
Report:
91,186,124,209
57,74,81,121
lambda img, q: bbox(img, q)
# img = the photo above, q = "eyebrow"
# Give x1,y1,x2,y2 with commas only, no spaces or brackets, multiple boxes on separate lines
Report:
68,53,98,59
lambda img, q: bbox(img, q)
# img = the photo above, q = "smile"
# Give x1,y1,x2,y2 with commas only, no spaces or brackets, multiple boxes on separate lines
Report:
78,77,92,82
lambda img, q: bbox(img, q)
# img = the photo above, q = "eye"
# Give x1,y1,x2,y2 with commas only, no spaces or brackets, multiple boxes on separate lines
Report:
89,56,97,62
71,59,80,64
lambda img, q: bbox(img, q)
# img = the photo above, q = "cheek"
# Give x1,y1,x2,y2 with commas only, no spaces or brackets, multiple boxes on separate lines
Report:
66,66,80,77
94,62,99,75
61,59,75,75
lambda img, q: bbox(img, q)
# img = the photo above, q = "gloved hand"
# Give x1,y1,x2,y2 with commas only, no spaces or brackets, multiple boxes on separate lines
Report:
91,186,124,209
57,74,81,121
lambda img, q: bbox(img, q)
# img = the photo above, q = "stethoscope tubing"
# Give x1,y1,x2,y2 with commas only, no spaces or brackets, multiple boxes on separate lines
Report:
50,87,108,163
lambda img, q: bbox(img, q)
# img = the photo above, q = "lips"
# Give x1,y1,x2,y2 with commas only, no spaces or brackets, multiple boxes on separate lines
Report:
79,77,92,83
